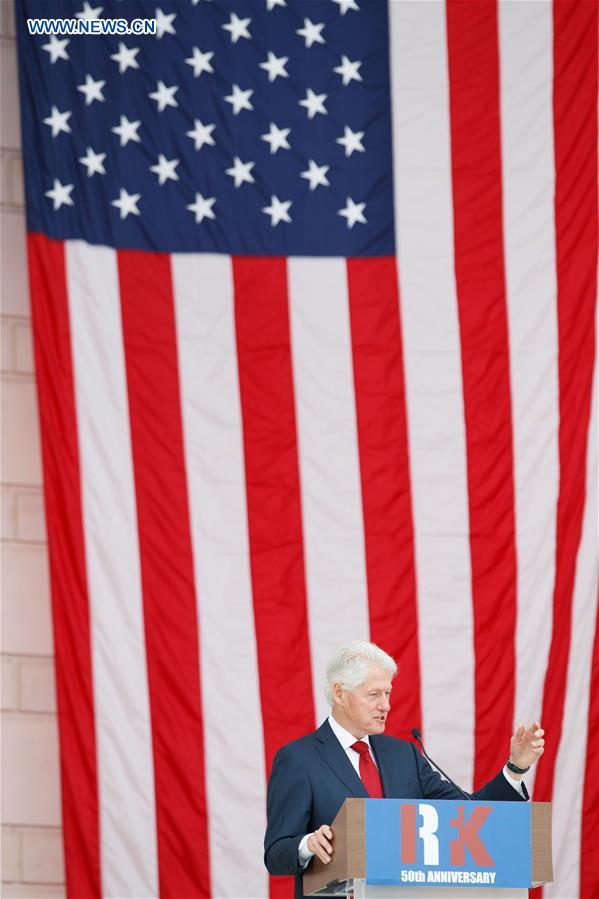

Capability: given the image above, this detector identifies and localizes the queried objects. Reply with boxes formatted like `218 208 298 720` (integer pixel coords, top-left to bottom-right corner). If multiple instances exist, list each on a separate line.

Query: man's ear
332 682 344 705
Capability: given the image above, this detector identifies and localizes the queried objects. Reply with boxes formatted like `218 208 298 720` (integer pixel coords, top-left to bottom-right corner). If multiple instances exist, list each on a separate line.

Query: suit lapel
315 720 368 798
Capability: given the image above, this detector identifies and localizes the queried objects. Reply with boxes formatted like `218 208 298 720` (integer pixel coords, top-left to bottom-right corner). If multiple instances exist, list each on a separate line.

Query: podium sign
366 799 533 888
303 798 552 896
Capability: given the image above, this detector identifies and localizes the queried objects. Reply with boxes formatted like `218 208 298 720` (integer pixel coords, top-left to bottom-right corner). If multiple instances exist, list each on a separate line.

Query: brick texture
1 544 53 656
22 831 65 884
1 210 30 315
1 379 42 485
1 18 66 896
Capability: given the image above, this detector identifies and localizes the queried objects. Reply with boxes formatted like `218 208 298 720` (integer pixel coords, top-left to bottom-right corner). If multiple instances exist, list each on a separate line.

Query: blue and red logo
365 799 532 887
400 803 494 866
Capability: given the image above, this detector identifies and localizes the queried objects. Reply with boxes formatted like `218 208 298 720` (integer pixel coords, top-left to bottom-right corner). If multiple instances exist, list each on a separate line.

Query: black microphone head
411 727 422 741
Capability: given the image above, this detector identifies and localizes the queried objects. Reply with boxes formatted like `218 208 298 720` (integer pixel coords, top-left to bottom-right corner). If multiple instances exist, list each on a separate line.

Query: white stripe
288 257 370 725
65 241 158 898
545 356 597 899
499 0 558 797
171 253 268 899
388 1 475 790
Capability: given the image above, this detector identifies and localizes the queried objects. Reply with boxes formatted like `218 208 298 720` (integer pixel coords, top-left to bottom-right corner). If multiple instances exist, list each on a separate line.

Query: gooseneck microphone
411 728 471 801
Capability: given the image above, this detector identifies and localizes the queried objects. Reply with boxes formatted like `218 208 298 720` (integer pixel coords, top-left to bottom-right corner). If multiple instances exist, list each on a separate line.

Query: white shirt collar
327 714 371 751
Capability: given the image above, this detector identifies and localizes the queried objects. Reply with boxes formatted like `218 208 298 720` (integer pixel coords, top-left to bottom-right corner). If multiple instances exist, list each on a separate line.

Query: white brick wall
1 4 66 895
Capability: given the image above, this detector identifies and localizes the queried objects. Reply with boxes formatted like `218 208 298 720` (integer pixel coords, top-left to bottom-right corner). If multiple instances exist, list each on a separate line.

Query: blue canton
16 0 395 256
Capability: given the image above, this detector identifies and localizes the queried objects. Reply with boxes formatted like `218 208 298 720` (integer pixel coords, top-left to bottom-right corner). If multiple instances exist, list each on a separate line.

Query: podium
303 798 552 898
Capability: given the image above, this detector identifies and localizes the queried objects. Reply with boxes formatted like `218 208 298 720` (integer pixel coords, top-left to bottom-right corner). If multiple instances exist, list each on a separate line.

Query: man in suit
264 640 545 899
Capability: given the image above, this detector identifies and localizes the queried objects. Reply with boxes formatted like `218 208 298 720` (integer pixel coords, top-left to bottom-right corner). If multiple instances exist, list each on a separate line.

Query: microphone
411 728 471 801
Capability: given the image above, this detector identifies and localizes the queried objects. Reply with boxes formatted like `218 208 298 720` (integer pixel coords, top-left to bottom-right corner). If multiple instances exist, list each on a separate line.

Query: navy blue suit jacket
264 720 528 899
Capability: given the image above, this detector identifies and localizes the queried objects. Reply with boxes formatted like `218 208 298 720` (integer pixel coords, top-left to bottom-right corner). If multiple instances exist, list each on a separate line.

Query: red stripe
27 234 101 898
233 257 315 899
581 582 599 899
446 0 517 789
347 257 421 740
534 0 598 809
117 251 211 898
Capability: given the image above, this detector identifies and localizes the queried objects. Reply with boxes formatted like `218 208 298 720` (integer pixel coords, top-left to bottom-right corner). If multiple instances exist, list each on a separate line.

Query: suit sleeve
264 745 314 876
411 745 529 802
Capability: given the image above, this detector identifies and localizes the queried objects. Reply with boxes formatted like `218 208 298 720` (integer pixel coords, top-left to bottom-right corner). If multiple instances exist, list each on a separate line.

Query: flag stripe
287 257 371 726
387 0 476 791
446 0 517 789
233 257 315 899
233 257 315 764
171 254 268 899
581 582 599 899
545 361 597 899
498 0 558 795
534 0 598 806
347 257 421 741
27 233 102 899
117 251 211 898
65 240 159 899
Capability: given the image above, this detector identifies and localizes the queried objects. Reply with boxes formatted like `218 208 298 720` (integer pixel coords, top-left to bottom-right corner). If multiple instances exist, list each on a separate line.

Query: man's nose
379 696 390 712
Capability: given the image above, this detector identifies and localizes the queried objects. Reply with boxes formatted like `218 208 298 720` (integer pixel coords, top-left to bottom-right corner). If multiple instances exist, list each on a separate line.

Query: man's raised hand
307 825 334 864
510 722 545 770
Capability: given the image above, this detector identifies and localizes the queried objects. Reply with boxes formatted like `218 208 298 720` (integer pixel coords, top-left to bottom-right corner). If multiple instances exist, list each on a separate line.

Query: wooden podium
303 798 552 898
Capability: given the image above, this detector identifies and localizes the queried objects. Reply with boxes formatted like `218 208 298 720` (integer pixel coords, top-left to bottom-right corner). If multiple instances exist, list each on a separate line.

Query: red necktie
351 741 384 798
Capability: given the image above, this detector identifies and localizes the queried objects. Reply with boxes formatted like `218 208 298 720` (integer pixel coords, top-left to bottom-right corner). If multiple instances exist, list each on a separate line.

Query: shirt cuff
502 765 525 795
298 833 315 866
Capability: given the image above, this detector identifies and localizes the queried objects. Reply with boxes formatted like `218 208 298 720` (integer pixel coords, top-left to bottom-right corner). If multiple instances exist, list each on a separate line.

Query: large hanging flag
15 1 597 897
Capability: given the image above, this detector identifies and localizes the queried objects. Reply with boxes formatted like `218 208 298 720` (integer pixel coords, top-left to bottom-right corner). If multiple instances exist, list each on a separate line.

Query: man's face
332 665 393 738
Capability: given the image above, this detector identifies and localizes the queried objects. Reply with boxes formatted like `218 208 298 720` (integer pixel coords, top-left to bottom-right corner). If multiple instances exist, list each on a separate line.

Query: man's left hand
510 722 545 770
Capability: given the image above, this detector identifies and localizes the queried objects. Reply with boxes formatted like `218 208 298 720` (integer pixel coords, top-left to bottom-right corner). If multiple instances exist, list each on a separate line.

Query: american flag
15 0 597 897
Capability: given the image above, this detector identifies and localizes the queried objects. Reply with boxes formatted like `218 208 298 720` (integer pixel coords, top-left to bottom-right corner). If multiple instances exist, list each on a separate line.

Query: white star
75 1 103 19
186 119 216 150
111 188 141 220
300 159 330 191
77 74 106 106
45 179 74 210
266 0 286 8
149 80 178 112
155 7 176 39
43 105 71 137
224 84 254 115
225 156 255 188
185 47 214 77
79 146 106 177
298 88 327 120
41 35 69 63
262 195 292 227
259 51 288 82
338 197 367 228
334 55 362 86
336 125 365 157
110 42 140 73
187 193 216 223
332 0 360 14
111 115 142 146
296 18 325 48
150 154 179 185
261 122 290 154
222 12 251 43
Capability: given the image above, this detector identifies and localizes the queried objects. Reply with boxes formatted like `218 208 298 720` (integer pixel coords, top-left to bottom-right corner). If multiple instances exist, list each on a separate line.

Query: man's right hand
307 825 334 864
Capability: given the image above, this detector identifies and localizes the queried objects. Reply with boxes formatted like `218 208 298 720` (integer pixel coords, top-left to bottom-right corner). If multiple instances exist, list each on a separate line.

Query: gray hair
324 640 397 706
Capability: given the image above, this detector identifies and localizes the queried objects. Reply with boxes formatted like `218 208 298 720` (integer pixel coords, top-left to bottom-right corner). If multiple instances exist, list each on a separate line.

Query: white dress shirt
297 715 524 865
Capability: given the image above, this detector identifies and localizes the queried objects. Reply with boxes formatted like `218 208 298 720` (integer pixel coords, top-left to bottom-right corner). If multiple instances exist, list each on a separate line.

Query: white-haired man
264 640 545 899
